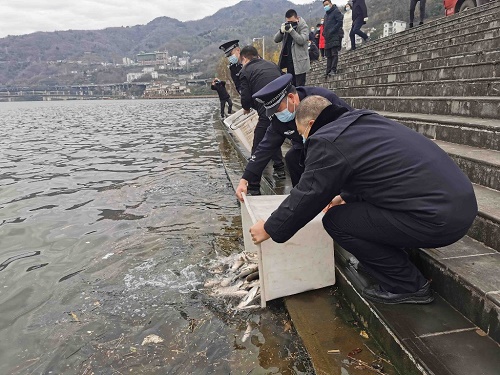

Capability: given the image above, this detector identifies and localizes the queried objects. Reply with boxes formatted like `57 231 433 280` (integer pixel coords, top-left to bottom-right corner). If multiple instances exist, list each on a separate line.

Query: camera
284 22 292 32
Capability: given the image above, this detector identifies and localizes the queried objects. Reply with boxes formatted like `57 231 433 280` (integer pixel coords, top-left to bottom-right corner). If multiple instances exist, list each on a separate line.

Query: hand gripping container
241 194 336 307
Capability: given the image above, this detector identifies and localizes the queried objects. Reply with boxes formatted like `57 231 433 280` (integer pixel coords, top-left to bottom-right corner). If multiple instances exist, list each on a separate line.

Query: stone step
328 78 500 98
343 95 500 119
410 235 500 344
378 111 500 151
467 184 500 252
340 3 500 64
322 49 500 78
343 21 500 64
335 243 500 375
321 59 500 86
434 141 500 190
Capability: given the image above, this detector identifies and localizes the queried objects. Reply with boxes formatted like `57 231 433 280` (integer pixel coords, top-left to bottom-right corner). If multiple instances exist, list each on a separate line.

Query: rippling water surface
0 99 311 374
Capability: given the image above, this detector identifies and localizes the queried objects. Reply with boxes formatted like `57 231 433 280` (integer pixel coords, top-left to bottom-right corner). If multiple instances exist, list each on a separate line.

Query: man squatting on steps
249 95 478 304
235 73 352 199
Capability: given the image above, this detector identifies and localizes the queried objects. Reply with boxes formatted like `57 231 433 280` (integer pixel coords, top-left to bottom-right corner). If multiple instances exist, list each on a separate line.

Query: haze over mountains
0 0 443 86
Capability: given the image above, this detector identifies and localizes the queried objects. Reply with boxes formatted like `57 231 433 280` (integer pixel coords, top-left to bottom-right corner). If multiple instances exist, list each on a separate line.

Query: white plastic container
242 194 336 307
223 109 258 153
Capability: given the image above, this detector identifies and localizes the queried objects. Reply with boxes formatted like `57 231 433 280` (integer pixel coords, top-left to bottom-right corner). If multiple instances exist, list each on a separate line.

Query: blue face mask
228 55 238 65
275 97 296 123
302 135 307 144
324 5 331 11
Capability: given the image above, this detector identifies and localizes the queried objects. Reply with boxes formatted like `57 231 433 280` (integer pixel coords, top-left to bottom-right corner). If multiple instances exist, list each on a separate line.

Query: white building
126 72 144 82
383 20 407 37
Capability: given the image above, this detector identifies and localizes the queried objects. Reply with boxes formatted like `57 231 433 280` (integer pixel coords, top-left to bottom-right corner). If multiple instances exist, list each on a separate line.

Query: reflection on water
0 99 312 374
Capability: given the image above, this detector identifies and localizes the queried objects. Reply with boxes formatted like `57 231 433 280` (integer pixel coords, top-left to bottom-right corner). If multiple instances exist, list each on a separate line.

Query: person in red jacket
318 19 326 58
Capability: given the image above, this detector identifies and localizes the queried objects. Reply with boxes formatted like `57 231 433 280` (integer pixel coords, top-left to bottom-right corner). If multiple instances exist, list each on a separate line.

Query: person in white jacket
342 3 353 50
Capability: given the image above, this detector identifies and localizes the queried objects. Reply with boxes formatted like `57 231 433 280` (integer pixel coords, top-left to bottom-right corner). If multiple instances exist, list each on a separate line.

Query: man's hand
322 195 346 213
363 17 368 22
284 24 293 33
243 109 250 115
236 179 248 202
249 220 271 244
280 23 287 33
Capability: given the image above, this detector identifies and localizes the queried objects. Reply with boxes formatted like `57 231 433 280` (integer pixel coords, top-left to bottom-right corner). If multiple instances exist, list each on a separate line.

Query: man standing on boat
249 95 477 305
211 78 233 119
235 73 352 201
219 40 243 95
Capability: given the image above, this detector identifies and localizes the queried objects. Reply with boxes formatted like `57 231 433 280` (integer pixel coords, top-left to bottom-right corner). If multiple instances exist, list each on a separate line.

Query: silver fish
238 285 260 309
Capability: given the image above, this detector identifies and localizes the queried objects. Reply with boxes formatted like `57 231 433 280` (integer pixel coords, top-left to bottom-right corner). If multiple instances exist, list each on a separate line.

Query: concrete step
434 140 500 190
328 78 500 98
343 95 500 119
340 3 500 64
378 111 500 151
467 184 500 253
336 244 500 375
343 21 500 64
410 235 500 343
321 60 500 86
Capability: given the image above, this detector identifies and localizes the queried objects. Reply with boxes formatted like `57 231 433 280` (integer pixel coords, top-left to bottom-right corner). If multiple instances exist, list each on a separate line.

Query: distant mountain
0 0 444 86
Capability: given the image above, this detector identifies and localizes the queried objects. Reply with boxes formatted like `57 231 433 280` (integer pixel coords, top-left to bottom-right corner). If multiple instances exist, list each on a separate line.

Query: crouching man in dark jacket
250 95 477 305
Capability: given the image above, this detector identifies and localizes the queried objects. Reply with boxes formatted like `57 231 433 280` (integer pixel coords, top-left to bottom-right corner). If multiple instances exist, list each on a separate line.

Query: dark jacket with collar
352 0 368 22
210 80 230 100
242 86 352 182
229 63 242 94
323 5 344 49
264 106 477 243
240 58 282 120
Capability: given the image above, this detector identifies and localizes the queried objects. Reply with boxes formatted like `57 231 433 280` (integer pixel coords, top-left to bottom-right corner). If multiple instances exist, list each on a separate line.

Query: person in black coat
250 95 477 305
239 45 285 194
210 78 233 118
308 40 320 62
322 0 344 77
219 40 243 95
350 0 369 50
235 74 352 201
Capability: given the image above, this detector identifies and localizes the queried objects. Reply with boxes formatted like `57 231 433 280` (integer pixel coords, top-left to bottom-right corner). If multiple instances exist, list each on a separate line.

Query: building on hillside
136 51 169 66
127 72 144 82
122 57 134 66
383 21 407 37
143 82 191 97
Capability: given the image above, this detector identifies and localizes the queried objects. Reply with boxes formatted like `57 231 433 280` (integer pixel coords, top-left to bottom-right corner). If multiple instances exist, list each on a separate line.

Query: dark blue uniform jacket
229 63 242 95
264 107 478 243
240 58 281 120
242 86 352 182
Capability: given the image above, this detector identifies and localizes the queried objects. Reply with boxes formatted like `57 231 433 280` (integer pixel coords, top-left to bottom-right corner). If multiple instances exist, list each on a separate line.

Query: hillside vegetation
0 0 445 86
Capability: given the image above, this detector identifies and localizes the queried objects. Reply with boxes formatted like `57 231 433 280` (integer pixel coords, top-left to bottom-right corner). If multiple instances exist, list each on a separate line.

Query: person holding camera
211 78 233 119
274 9 311 87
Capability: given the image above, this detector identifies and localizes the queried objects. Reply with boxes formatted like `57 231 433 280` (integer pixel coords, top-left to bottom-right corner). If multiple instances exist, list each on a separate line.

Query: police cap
219 40 240 57
253 74 293 117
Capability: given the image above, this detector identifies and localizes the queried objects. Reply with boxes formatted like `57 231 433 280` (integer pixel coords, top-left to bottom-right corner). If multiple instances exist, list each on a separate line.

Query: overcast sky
0 0 345 39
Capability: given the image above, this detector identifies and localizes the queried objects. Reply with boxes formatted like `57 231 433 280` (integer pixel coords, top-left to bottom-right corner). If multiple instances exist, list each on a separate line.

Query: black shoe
409 23 414 28
362 281 434 304
246 189 261 196
273 169 286 179
419 21 424 26
362 37 371 45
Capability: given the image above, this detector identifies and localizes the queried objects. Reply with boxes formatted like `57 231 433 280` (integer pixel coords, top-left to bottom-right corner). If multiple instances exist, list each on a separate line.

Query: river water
0 99 312 374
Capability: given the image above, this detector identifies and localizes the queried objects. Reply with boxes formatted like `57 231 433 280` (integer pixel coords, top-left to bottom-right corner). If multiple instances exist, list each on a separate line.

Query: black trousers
410 0 426 24
322 201 468 294
325 47 340 74
284 147 304 187
350 18 368 50
219 98 233 117
248 117 285 190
